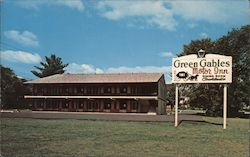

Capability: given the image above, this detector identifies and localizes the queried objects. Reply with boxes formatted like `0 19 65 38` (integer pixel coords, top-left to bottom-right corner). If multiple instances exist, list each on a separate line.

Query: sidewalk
1 111 204 122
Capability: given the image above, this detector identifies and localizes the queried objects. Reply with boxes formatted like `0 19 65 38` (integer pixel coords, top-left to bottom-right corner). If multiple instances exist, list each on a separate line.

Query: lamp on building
198 49 206 58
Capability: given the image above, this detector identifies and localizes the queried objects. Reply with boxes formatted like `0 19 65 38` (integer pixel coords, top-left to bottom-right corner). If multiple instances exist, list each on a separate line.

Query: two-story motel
24 73 167 115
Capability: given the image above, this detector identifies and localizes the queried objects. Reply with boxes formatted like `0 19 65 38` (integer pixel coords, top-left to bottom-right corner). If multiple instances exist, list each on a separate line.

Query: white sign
172 54 232 83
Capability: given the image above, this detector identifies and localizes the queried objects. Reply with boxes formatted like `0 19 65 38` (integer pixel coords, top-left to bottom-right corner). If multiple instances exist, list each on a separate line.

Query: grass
1 117 249 157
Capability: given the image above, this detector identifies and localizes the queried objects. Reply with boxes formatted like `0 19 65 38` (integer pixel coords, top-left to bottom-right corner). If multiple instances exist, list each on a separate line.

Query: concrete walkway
1 111 204 122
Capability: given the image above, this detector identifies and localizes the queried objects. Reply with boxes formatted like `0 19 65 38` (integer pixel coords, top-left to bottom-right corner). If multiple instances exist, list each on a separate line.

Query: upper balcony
31 83 158 96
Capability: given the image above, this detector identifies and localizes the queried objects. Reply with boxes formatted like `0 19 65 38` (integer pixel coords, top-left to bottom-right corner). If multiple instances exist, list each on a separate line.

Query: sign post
223 84 227 129
171 50 232 129
175 85 179 127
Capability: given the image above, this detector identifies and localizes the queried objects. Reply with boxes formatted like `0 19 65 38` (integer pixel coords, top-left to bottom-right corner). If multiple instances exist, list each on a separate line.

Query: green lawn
1 118 249 157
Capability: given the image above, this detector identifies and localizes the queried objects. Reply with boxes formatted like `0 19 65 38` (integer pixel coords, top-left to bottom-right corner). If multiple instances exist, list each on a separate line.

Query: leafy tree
187 84 223 116
1 65 31 109
31 54 68 78
215 25 250 116
165 84 175 107
177 25 250 117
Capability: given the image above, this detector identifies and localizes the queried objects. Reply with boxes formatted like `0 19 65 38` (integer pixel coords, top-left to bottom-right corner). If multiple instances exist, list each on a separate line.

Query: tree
1 65 31 109
31 54 68 78
215 25 250 116
177 25 250 117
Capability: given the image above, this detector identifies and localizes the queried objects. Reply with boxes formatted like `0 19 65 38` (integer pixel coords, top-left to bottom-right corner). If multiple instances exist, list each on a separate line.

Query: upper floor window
68 87 73 94
87 87 91 94
104 86 112 93
79 87 84 93
93 87 98 94
131 87 137 94
120 87 127 93
73 87 77 94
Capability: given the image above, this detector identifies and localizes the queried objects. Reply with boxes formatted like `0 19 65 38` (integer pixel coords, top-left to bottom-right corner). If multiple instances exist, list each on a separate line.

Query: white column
223 84 227 129
175 85 179 127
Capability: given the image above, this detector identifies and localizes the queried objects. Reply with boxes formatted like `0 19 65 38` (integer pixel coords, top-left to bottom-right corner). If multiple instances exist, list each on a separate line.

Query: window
119 101 127 110
69 87 72 94
62 101 68 108
93 101 99 110
79 100 84 108
80 103 84 108
37 86 41 94
87 87 91 94
55 87 58 94
131 87 137 94
104 86 112 93
74 87 77 94
79 87 84 93
41 101 44 107
46 100 52 108
104 101 111 109
33 87 37 95
120 87 127 93
36 100 43 108
59 88 63 94
132 102 138 110
87 101 93 110
93 87 98 95
43 87 47 94
64 87 69 94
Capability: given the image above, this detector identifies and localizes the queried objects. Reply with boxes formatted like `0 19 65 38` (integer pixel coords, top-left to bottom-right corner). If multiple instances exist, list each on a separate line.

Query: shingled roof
25 73 164 84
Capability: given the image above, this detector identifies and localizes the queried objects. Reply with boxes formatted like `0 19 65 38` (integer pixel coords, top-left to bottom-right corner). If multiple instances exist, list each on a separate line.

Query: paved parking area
1 111 204 122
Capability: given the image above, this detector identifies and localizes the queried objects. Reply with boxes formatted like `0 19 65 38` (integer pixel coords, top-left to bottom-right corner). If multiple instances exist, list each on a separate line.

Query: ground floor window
46 100 52 108
104 101 111 110
73 100 78 108
93 101 99 110
119 101 127 110
79 100 84 109
132 101 138 110
62 101 68 108
35 100 43 108
87 101 93 110
52 100 59 109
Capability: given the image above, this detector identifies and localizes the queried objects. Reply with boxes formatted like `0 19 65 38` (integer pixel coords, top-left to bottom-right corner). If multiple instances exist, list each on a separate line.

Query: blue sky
1 0 249 83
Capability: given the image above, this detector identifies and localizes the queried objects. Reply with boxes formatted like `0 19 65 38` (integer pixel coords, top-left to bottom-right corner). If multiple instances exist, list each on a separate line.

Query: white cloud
65 63 172 83
96 0 248 30
170 0 248 24
96 1 177 30
66 63 171 74
0 50 42 64
65 63 173 83
199 32 208 38
4 30 39 47
106 66 172 74
65 63 104 74
16 0 84 11
160 52 175 58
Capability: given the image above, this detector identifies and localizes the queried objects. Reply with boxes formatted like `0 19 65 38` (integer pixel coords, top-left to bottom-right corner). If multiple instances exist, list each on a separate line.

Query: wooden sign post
172 50 232 129
175 85 179 127
223 84 227 129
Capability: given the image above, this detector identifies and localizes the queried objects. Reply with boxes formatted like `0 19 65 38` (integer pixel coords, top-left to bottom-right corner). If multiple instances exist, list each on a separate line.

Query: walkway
1 111 204 122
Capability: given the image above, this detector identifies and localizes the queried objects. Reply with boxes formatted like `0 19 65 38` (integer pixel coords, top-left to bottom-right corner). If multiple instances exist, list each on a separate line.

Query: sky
0 0 249 83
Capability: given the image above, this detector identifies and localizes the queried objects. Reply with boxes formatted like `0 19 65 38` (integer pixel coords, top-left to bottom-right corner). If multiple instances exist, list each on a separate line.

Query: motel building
24 73 167 115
